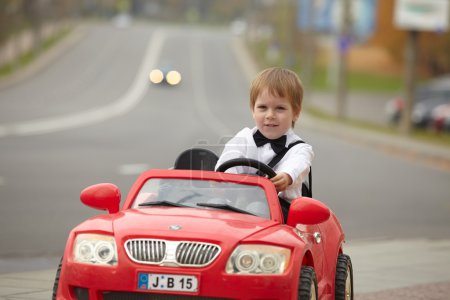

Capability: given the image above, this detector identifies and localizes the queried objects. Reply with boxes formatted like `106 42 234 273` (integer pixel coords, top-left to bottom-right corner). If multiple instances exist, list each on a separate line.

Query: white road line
230 36 258 84
0 29 166 138
190 36 232 137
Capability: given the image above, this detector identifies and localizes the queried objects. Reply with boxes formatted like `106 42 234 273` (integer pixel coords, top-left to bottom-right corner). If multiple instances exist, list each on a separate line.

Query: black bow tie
253 130 287 154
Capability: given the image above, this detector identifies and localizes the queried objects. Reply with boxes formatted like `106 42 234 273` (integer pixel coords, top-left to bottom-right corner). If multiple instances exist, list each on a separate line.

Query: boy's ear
294 109 301 122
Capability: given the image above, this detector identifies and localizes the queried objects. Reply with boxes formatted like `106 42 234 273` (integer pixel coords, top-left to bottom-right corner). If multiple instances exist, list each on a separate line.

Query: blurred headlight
166 70 181 85
73 234 118 266
149 69 164 84
226 245 290 275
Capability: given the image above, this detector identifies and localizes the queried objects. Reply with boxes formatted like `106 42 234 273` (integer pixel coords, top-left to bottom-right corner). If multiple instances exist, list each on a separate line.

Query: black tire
298 266 318 300
335 254 353 300
52 257 63 300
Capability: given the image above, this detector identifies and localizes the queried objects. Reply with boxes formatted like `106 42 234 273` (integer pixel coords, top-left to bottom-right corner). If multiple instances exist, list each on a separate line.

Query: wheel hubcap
310 281 316 300
345 265 352 300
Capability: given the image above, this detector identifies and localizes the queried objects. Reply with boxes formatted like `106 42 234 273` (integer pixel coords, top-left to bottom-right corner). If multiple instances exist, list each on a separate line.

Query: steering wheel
216 158 277 178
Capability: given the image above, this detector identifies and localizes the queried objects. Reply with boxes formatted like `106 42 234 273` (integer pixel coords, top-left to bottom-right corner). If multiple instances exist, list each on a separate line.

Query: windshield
132 178 270 219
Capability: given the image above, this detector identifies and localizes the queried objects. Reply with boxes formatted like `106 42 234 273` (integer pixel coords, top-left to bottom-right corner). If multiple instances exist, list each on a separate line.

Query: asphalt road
0 23 252 267
0 22 450 291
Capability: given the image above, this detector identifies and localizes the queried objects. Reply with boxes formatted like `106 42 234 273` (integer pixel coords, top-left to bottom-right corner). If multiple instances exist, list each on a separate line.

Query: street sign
394 0 449 32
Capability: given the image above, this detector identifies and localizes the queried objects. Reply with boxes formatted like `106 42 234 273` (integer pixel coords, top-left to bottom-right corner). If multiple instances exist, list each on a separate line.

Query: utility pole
282 0 295 68
400 30 418 135
336 0 352 120
394 0 449 134
301 0 315 103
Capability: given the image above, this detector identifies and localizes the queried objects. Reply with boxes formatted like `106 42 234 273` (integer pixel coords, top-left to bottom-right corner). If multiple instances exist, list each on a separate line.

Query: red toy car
53 150 353 300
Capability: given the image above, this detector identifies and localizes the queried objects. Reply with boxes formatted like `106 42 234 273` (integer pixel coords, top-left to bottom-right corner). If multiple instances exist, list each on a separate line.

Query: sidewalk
0 269 54 300
1 238 450 299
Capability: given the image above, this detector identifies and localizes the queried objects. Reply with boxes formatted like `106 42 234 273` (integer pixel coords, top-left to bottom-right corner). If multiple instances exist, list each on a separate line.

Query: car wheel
52 257 63 300
335 254 353 300
298 266 318 300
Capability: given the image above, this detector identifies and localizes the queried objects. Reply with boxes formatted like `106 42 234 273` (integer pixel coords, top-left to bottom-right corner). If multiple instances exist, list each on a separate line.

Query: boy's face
252 88 299 140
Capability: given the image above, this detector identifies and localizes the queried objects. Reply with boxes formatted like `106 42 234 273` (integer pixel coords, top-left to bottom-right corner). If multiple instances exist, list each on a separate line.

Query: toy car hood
76 207 283 246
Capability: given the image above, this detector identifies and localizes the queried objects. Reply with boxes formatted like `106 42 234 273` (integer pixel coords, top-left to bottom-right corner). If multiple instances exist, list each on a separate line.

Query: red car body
55 168 349 300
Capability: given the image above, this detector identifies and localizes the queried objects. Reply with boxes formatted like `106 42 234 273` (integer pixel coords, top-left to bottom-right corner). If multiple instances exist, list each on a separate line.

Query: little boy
215 67 314 219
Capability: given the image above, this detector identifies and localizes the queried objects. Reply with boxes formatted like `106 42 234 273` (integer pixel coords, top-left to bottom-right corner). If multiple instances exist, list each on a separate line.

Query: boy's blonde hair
250 67 304 126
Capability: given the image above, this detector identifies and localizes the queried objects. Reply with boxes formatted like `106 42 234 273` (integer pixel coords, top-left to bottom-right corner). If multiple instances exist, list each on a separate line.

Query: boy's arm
275 143 314 187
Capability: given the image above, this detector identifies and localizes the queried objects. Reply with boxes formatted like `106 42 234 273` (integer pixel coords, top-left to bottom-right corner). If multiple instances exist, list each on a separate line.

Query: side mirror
286 197 330 226
80 183 121 214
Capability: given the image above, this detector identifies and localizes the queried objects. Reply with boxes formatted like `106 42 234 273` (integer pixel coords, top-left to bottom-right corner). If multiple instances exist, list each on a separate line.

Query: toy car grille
125 239 221 267
176 242 221 266
125 239 166 263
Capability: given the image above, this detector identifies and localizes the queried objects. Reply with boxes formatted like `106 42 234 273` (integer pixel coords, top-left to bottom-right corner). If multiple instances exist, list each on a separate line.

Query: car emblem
169 225 182 231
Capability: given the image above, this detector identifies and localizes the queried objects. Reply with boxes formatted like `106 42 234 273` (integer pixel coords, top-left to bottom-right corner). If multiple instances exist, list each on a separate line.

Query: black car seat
174 148 312 197
174 148 219 171
302 168 312 198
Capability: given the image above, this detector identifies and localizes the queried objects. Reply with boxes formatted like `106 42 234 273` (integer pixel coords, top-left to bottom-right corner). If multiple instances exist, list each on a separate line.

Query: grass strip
0 26 72 78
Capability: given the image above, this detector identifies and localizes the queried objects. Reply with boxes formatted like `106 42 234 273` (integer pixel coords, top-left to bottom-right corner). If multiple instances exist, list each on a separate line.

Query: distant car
431 103 450 132
149 67 182 86
385 75 450 128
411 97 449 128
52 149 353 300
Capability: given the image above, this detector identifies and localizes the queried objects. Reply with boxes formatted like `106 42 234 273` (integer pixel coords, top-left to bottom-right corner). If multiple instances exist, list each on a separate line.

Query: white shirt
215 127 314 201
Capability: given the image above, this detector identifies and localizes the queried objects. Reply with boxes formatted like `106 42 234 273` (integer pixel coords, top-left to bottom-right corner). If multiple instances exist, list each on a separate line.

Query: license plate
138 273 198 292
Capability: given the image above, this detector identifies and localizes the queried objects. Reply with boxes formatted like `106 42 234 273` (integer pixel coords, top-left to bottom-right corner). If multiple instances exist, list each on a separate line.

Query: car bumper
56 260 297 300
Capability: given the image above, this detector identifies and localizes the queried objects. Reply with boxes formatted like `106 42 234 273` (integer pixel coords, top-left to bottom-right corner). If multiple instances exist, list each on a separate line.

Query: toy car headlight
149 69 164 84
73 234 118 266
225 245 290 274
166 70 181 85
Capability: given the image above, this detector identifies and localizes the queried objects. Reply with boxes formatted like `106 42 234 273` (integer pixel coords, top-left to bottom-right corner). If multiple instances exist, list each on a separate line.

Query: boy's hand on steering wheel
270 172 292 192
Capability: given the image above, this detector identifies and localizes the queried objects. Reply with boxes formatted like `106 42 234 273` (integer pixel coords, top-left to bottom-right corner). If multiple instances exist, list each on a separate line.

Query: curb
301 113 450 171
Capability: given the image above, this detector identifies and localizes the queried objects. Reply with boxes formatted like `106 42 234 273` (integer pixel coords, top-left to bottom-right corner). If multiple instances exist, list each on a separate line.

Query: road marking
190 35 232 137
230 36 257 84
117 163 150 176
0 29 166 138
